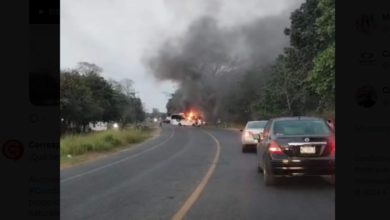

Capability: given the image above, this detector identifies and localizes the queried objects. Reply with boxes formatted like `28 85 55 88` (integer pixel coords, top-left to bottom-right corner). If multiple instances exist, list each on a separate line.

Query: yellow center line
172 129 221 220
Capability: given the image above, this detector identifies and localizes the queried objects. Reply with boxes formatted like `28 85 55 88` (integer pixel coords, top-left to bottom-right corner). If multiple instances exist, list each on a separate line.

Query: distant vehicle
163 116 171 123
169 112 204 127
170 114 193 126
89 121 108 131
256 117 335 186
241 120 268 152
170 114 182 125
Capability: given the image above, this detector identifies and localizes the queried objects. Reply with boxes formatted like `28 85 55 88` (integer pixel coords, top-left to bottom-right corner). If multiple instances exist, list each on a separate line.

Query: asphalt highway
61 124 334 220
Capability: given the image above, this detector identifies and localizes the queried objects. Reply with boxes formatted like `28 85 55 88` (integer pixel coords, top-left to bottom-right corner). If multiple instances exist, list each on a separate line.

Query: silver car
241 120 268 152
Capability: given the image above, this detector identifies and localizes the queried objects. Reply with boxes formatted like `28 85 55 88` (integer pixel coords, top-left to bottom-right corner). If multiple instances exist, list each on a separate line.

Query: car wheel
179 123 182 126
242 145 247 153
263 160 276 186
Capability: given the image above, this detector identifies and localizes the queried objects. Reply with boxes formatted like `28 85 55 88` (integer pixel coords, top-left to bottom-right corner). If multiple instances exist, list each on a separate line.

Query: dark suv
256 117 335 185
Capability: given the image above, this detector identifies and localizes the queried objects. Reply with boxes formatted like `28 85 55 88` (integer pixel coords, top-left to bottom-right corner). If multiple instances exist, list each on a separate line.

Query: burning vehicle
169 109 205 126
184 109 204 126
170 113 189 126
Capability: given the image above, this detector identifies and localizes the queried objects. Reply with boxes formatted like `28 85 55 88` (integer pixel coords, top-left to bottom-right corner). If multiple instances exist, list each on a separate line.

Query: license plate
300 146 316 154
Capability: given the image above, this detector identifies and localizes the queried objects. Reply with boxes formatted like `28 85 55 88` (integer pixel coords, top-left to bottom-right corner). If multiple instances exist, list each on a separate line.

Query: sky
61 0 303 113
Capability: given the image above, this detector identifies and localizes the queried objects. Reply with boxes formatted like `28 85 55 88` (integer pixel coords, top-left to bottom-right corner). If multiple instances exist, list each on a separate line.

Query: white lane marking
61 126 176 183
171 129 221 220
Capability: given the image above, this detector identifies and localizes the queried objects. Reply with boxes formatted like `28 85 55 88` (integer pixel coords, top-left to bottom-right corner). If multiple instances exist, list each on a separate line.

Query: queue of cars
241 116 335 186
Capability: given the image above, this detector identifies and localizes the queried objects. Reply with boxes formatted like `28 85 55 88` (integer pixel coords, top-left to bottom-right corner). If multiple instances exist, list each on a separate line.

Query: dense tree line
166 0 334 123
60 62 145 134
254 0 335 119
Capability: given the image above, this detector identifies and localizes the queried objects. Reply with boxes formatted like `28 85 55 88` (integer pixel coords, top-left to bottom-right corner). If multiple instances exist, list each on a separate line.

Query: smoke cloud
145 1 302 120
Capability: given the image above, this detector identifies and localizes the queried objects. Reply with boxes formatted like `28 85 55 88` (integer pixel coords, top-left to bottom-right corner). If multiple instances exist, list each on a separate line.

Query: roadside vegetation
60 62 157 167
60 127 154 167
61 62 146 135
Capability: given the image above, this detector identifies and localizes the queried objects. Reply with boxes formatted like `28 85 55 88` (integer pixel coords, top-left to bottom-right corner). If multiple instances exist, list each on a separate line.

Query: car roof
247 120 267 123
271 116 324 121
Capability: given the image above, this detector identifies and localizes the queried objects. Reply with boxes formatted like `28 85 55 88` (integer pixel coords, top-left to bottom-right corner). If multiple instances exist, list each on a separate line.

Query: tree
60 71 101 132
306 0 335 112
307 43 335 110
134 98 146 122
166 91 184 115
120 79 136 97
60 63 146 134
76 62 103 75
250 0 334 119
81 70 118 122
109 78 146 127
315 0 335 48
287 0 322 70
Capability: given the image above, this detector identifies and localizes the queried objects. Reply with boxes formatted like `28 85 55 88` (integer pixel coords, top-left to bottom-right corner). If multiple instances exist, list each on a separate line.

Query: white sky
61 0 303 112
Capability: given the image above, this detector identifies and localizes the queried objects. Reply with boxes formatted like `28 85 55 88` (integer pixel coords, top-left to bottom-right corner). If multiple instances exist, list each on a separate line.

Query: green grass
60 127 153 158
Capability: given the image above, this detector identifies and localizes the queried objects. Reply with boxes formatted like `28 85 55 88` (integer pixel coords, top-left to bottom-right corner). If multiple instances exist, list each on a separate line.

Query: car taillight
328 136 335 156
269 140 284 155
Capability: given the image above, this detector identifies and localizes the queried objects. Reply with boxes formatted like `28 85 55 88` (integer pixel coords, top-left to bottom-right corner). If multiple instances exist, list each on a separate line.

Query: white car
241 120 268 152
171 119 194 126
170 114 194 126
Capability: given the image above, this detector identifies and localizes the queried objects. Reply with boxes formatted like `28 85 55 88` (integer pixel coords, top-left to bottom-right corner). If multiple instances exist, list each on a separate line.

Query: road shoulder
60 127 162 170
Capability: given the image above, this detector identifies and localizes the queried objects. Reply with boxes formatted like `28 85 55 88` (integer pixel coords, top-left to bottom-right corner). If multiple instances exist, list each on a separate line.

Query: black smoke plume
146 4 300 121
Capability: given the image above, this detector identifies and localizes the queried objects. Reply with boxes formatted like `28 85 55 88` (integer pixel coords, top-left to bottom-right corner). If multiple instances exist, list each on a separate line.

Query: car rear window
273 119 330 136
247 121 267 129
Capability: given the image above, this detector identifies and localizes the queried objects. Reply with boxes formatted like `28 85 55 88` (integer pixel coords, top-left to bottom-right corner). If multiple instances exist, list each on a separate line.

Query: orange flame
184 109 203 121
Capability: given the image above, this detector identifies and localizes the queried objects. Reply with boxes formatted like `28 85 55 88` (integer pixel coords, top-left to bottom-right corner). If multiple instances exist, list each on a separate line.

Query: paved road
61 125 334 220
